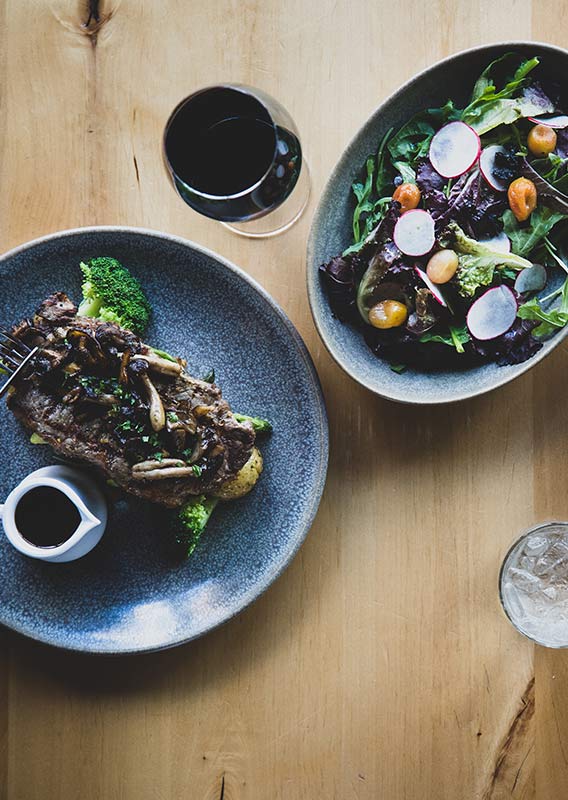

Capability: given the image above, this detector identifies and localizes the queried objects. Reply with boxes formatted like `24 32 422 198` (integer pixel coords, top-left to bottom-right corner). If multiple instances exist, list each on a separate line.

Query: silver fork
0 330 39 398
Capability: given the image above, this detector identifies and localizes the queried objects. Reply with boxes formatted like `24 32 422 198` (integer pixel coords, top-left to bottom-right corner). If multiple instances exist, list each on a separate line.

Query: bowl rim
307 40 568 405
0 224 329 655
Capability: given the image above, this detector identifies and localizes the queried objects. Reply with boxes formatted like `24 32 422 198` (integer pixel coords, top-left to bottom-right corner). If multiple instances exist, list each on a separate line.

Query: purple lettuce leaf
469 318 542 365
436 169 507 238
556 129 568 161
521 81 558 115
416 159 448 218
319 201 402 322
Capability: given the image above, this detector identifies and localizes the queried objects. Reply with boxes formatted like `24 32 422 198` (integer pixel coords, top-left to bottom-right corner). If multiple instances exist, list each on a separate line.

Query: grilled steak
6 294 255 508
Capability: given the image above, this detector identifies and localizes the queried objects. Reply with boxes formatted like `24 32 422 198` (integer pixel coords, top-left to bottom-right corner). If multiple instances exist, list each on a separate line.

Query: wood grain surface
0 1 566 798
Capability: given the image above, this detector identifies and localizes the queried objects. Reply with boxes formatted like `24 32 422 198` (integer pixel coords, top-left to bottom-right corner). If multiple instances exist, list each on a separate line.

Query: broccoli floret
174 495 218 557
77 257 152 336
233 413 272 433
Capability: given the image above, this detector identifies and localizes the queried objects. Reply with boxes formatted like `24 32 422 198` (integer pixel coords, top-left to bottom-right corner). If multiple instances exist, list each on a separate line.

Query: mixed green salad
320 53 568 371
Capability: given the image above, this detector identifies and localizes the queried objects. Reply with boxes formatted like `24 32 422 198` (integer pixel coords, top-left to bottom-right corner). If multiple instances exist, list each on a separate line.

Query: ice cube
524 536 549 557
502 583 529 625
508 567 542 593
542 586 557 601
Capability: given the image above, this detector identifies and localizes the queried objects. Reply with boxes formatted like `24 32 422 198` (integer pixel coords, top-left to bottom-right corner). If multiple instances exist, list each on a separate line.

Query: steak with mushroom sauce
5 293 256 508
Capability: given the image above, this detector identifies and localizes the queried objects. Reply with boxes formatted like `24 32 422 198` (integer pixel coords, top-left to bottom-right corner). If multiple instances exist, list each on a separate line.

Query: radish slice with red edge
479 145 508 192
466 286 517 341
514 264 547 294
429 121 481 178
479 231 511 253
527 114 568 129
414 266 447 307
393 209 435 257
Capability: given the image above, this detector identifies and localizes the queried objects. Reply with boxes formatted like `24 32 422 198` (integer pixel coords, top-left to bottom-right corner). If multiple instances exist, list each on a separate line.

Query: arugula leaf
517 243 568 336
387 101 460 166
375 126 394 194
503 208 566 257
518 278 568 336
461 56 553 135
393 161 416 184
468 53 530 102
532 153 567 184
352 157 375 243
348 128 395 249
520 159 568 215
544 237 568 274
420 324 470 353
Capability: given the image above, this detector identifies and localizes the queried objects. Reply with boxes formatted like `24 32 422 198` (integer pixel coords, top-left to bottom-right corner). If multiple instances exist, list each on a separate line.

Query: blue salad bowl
307 42 568 404
0 227 328 653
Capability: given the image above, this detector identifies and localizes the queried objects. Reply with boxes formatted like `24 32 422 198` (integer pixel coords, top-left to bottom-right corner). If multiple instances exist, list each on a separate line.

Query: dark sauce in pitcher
15 487 81 548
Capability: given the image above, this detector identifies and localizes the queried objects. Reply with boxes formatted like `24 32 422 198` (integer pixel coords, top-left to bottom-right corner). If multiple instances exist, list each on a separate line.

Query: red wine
164 86 302 222
15 487 81 548
175 116 276 196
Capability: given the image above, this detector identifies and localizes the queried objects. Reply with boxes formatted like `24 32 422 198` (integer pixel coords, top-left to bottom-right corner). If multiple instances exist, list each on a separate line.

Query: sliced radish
414 266 447 307
479 145 508 192
479 231 511 254
429 121 481 179
393 209 435 257
527 114 568 129
466 286 517 340
514 264 547 294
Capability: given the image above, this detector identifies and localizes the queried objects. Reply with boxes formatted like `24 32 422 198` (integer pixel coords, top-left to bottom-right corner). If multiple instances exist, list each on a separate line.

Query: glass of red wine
163 85 310 238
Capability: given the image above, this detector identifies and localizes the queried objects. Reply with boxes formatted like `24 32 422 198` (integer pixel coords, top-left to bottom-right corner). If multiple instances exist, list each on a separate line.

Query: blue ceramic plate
308 42 568 404
0 227 328 654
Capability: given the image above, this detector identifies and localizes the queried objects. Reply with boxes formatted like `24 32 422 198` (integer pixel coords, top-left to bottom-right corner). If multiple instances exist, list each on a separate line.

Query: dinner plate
0 227 328 654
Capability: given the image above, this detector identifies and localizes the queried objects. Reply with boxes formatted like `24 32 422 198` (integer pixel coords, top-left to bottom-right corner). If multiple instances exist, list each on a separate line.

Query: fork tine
0 357 14 375
0 345 38 398
0 342 22 367
0 330 32 354
0 339 25 366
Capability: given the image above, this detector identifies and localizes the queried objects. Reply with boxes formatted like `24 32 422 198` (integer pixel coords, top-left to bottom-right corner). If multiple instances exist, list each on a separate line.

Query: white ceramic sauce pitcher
0 465 107 562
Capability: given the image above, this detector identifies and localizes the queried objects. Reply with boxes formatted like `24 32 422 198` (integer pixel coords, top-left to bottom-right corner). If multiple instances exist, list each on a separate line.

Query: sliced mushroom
63 362 82 375
193 404 213 418
67 329 105 366
132 353 181 377
62 386 83 404
132 458 186 473
138 373 166 432
119 351 131 385
186 433 205 464
131 466 198 481
83 393 118 407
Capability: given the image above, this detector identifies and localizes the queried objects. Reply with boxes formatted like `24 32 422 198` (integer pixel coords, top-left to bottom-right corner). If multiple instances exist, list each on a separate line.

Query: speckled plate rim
0 225 329 655
307 41 568 405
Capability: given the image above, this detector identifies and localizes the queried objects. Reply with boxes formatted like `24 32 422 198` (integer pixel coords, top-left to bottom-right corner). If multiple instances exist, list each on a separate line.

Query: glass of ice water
500 522 568 647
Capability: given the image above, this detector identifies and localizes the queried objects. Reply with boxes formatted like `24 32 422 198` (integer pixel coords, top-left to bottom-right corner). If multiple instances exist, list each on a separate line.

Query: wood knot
81 0 116 42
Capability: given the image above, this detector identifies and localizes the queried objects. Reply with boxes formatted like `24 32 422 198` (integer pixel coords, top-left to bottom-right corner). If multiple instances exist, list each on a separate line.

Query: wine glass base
222 160 311 239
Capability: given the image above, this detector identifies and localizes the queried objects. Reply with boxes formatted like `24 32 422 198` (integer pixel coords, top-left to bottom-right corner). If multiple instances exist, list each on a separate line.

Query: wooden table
0 2 566 797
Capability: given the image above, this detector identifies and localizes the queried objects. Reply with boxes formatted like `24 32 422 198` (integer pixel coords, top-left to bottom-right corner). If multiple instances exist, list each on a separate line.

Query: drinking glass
163 84 310 238
499 521 568 647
